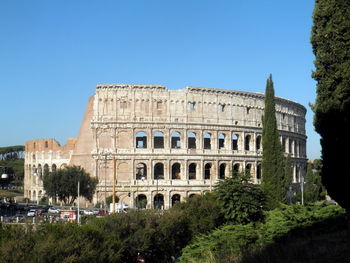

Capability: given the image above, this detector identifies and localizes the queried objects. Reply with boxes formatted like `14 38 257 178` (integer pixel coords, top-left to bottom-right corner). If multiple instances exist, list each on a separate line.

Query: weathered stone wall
24 84 307 209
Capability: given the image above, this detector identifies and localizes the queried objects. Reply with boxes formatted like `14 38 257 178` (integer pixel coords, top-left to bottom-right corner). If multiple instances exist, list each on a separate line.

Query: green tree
311 0 350 213
261 75 291 208
304 161 324 203
43 165 98 205
214 174 266 224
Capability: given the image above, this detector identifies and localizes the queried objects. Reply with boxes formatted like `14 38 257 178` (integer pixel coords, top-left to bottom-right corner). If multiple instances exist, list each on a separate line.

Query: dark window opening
154 163 164 179
204 133 211 149
172 163 181 179
154 194 164 209
233 164 240 177
219 164 226 179
256 136 261 151
189 163 196 180
135 194 147 209
171 194 181 206
204 163 212 179
245 135 251 151
188 132 196 149
257 164 262 180
219 104 225 112
188 102 195 110
219 133 225 149
245 164 252 176
154 131 164 148
232 134 238 150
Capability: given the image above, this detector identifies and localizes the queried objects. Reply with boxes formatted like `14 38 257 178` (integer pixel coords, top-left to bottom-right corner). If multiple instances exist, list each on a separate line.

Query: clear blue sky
0 1 320 159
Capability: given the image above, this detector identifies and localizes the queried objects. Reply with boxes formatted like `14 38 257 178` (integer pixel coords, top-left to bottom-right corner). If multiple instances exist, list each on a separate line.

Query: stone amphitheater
24 84 307 209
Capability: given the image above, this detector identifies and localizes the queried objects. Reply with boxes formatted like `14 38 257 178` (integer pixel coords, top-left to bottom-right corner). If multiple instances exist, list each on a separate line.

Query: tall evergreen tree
311 0 350 212
261 75 291 208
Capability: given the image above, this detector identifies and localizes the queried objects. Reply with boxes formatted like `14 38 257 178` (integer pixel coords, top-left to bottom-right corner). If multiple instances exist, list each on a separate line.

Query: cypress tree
311 0 350 212
261 75 290 208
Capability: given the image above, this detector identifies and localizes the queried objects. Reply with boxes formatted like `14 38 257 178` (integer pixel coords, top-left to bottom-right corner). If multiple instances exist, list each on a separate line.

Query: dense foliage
180 203 345 263
43 165 98 205
261 75 292 208
214 174 266 224
311 0 350 212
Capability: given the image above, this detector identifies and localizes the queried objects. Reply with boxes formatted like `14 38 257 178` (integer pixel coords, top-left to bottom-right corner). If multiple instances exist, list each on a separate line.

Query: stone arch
154 193 164 209
219 133 225 149
32 190 36 200
136 194 147 209
219 163 226 179
52 164 57 172
256 135 262 151
232 134 239 150
154 163 164 179
245 135 251 151
172 163 181 179
171 194 181 206
257 163 262 181
136 131 147 148
233 163 240 176
245 163 252 176
188 132 196 149
43 164 49 176
136 163 147 180
204 163 212 179
189 163 197 180
37 164 42 178
171 131 181 148
153 131 164 148
203 132 212 149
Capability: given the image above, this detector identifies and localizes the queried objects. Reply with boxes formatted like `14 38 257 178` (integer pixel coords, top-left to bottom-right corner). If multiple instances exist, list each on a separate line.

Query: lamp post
77 179 80 224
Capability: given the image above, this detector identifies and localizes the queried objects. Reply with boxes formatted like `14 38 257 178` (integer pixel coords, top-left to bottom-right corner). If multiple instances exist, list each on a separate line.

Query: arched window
219 163 226 179
204 163 212 179
189 194 197 198
43 164 49 176
172 163 181 179
188 132 196 149
256 136 261 151
51 164 57 172
203 133 211 149
245 135 251 151
219 133 225 149
136 194 147 209
233 163 240 177
232 134 239 150
171 131 181 148
245 163 252 176
45 141 48 148
154 194 164 209
189 163 196 180
37 164 42 178
136 131 147 148
154 163 164 179
136 163 147 180
154 131 164 148
257 163 262 181
171 194 181 206
289 139 293 154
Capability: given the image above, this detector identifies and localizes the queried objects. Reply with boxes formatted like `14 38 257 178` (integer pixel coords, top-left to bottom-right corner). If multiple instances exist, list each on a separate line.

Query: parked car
48 207 60 214
83 209 94 215
27 209 36 217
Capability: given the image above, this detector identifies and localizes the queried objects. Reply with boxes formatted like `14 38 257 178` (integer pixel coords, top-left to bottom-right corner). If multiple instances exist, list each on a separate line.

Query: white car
83 209 94 215
48 207 60 214
27 209 36 217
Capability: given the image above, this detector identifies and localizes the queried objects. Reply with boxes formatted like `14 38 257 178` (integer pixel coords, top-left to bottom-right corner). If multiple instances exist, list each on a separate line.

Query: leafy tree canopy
43 165 98 205
311 0 350 211
214 174 266 224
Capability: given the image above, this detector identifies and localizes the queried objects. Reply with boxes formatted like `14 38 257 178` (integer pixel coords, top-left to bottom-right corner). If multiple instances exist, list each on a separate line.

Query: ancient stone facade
24 85 307 209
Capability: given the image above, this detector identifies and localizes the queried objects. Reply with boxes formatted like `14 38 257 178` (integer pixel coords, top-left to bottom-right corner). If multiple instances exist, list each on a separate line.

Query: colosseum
24 84 307 209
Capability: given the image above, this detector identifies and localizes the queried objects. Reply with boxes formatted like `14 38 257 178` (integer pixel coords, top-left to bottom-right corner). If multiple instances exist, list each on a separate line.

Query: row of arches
26 163 66 178
135 162 261 180
135 131 262 151
134 193 197 209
